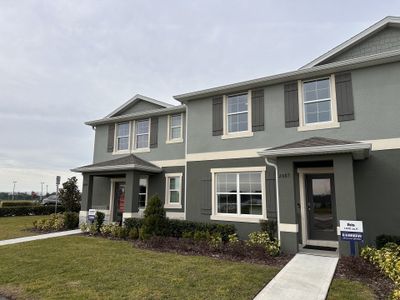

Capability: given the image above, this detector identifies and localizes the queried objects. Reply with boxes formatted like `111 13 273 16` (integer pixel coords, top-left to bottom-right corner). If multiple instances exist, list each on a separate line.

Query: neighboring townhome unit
73 16 400 256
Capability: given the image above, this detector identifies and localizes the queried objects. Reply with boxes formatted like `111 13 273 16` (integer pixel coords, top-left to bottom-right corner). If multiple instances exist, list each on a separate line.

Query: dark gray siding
186 157 277 239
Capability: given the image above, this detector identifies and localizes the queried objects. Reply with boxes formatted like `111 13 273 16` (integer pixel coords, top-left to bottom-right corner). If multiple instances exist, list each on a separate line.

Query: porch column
276 157 299 254
333 154 357 256
124 171 140 218
80 174 93 223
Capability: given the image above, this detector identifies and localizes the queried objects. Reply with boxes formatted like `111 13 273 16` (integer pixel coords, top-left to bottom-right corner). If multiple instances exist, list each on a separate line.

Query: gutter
264 158 281 243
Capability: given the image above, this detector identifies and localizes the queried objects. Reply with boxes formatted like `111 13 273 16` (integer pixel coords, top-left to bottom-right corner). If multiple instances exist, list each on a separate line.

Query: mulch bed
334 256 394 299
131 236 292 268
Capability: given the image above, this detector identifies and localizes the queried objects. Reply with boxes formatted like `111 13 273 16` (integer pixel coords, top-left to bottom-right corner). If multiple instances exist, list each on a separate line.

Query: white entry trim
298 167 338 248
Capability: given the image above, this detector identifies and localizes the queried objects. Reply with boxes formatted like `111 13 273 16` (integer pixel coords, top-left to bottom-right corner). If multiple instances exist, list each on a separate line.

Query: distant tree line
0 191 55 200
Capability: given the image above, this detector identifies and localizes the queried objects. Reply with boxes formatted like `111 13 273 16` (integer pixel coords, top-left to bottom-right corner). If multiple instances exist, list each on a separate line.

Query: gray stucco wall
114 100 164 116
326 27 400 64
186 157 277 239
186 62 400 154
93 113 185 163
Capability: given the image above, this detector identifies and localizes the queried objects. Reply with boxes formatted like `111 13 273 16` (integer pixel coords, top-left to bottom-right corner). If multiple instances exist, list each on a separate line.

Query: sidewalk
254 253 338 300
0 229 81 246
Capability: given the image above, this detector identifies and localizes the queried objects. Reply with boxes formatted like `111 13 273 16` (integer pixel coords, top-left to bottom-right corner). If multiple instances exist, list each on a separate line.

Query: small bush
80 223 89 232
209 232 223 249
139 227 150 240
376 234 400 249
193 230 211 241
228 233 239 244
88 223 97 234
128 228 139 240
95 211 105 232
260 220 277 240
100 224 114 236
141 195 168 237
109 224 128 239
247 231 280 256
33 214 65 231
182 231 193 239
64 212 79 229
124 218 144 231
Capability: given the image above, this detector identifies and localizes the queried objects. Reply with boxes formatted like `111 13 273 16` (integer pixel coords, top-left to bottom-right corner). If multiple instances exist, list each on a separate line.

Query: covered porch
259 137 371 256
72 154 162 224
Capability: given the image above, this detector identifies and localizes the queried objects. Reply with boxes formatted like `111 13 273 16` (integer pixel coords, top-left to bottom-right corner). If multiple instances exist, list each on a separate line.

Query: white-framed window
222 91 253 139
298 75 339 131
115 122 130 152
138 176 148 209
134 119 150 150
211 167 266 223
167 113 183 143
164 173 183 208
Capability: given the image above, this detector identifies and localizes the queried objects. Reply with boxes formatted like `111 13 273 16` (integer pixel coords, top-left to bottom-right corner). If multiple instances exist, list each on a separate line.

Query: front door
113 182 126 223
305 174 337 241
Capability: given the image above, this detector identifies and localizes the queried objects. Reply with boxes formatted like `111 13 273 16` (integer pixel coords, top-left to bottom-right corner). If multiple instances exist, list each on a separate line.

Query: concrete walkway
254 253 338 300
0 229 81 246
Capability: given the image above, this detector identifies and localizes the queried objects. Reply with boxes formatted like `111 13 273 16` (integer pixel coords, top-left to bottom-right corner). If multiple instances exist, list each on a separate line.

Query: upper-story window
167 113 183 143
298 75 340 131
116 122 130 151
227 93 248 133
134 119 150 149
303 78 331 124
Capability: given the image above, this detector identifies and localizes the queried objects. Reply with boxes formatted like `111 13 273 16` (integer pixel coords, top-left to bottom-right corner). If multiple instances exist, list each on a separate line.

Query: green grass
0 236 279 299
0 215 47 240
327 278 375 300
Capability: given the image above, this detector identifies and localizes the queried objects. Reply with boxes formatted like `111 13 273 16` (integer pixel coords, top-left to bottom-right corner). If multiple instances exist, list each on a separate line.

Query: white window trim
166 113 184 144
164 173 183 209
210 166 266 223
221 91 254 139
132 118 151 153
138 175 149 210
113 122 132 154
297 74 340 132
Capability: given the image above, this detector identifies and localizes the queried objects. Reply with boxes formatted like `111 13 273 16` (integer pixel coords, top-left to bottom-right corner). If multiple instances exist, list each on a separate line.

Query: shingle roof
71 154 162 173
259 137 371 160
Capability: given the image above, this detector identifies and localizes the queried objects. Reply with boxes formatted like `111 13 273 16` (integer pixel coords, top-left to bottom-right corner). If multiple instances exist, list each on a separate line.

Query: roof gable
301 16 400 69
106 94 173 118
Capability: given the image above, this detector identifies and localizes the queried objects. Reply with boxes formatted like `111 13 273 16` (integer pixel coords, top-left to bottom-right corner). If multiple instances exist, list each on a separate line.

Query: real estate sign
340 220 364 241
88 209 96 222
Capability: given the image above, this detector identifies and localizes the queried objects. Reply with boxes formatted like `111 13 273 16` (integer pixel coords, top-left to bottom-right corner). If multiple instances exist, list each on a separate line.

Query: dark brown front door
305 174 337 241
113 182 126 223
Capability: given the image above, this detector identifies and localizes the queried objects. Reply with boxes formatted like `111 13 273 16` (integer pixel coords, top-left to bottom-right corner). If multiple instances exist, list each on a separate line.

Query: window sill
221 131 254 140
132 148 151 153
112 150 130 155
164 204 182 209
297 122 340 132
210 214 265 223
166 138 183 144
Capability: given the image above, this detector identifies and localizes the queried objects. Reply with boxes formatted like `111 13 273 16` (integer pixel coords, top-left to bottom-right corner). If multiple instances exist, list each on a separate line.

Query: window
165 173 182 208
226 93 249 133
116 122 130 151
135 119 150 149
211 167 266 222
167 114 183 142
138 176 148 209
303 78 332 124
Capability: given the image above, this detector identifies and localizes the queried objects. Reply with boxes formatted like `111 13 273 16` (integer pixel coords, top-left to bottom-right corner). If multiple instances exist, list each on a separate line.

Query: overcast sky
0 1 398 194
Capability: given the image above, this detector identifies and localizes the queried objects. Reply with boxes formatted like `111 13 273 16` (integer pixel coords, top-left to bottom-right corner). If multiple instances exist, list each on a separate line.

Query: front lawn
0 236 279 299
0 216 47 240
328 279 375 300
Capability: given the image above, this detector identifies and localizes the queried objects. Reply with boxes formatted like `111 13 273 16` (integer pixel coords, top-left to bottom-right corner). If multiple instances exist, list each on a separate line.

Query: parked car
42 195 61 206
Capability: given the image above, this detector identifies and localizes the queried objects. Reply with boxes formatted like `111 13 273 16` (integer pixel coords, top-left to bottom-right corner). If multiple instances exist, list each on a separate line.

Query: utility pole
55 176 60 213
40 182 44 201
12 181 17 200
46 184 48 196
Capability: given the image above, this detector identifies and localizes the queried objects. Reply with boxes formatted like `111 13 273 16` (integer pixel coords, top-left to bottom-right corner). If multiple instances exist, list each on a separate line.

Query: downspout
265 157 281 243
184 104 188 220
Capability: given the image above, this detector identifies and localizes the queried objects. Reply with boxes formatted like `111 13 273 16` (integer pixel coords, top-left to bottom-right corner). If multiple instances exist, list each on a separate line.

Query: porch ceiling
258 137 371 160
71 154 162 173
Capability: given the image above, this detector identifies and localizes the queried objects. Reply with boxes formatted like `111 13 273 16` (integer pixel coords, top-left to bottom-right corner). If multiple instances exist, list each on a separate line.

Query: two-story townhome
73 16 400 256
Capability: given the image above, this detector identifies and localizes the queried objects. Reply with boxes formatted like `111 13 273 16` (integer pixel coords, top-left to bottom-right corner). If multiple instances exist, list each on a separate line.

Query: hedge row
124 218 236 242
376 234 400 249
0 205 65 217
0 200 39 208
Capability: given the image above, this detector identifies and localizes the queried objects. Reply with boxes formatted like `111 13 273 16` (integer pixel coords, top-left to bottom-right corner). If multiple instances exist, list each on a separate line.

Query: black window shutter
252 89 265 131
335 72 355 121
107 124 115 152
284 81 299 128
150 117 158 148
201 177 212 215
212 95 223 136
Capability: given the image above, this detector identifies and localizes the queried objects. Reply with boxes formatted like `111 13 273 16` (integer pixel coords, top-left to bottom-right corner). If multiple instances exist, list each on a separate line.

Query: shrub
193 230 211 241
124 218 144 231
260 220 277 240
182 231 193 239
110 224 128 239
58 177 81 212
361 243 400 299
0 201 38 208
128 227 139 240
376 234 400 249
0 205 65 217
95 211 105 232
141 195 168 237
99 224 113 236
80 222 89 232
247 231 280 256
139 227 150 241
209 232 223 249
64 212 79 229
33 214 65 231
228 233 239 244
